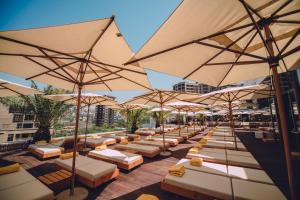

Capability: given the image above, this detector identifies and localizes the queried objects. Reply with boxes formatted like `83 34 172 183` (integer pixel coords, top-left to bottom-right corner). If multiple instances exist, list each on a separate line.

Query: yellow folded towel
59 152 79 160
190 158 203 167
194 143 202 149
0 162 20 175
199 138 207 144
35 140 47 145
136 194 159 200
168 164 185 177
95 145 107 150
188 147 200 154
120 139 128 145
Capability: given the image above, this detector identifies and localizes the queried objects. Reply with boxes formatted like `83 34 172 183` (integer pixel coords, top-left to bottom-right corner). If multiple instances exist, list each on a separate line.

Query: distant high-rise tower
95 95 116 126
173 81 216 94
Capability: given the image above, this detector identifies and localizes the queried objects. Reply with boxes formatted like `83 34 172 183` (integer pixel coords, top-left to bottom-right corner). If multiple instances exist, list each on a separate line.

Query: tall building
0 103 39 143
173 81 216 94
95 95 116 126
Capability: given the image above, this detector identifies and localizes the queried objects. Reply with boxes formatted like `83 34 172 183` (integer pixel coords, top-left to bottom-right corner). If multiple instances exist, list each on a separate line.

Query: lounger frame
28 146 62 159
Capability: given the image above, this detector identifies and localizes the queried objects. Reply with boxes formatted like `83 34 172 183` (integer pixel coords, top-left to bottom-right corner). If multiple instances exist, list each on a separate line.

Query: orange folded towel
35 140 47 145
120 139 129 145
194 143 202 149
189 147 200 154
95 144 107 150
168 164 185 177
190 157 203 167
136 194 159 200
199 138 207 144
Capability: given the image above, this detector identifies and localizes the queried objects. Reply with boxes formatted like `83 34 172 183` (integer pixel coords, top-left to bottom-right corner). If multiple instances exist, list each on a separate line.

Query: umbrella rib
86 63 112 91
124 22 254 65
273 20 300 24
184 26 256 79
197 41 265 60
0 83 27 96
241 0 263 19
24 56 76 83
217 30 259 87
26 60 79 80
87 15 114 54
273 8 300 19
240 0 272 56
278 28 300 57
0 53 76 60
80 51 92 84
270 0 292 18
206 60 266 66
39 48 76 82
281 45 300 58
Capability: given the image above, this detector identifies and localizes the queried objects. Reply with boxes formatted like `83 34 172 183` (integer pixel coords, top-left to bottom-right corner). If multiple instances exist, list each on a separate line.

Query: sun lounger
161 169 232 200
135 129 156 136
0 167 54 200
132 140 170 149
55 155 119 188
232 179 286 200
159 135 184 142
88 149 143 170
150 137 179 146
85 138 116 148
186 150 227 164
102 135 127 143
114 143 160 158
28 143 63 159
227 154 261 169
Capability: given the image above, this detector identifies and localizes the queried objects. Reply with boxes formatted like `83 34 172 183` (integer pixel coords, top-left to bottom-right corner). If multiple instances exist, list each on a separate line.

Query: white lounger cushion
226 150 252 157
115 144 160 153
187 151 226 163
150 137 179 144
133 140 170 148
227 154 260 168
204 141 227 148
28 144 62 154
232 179 286 200
177 159 228 176
55 155 116 181
201 148 226 154
88 149 142 164
164 169 232 200
0 167 54 200
228 166 274 184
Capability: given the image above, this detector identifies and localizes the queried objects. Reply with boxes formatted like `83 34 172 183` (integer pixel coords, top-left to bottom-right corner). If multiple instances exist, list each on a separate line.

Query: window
24 114 34 121
7 134 14 142
13 114 23 122
23 123 33 129
17 123 22 129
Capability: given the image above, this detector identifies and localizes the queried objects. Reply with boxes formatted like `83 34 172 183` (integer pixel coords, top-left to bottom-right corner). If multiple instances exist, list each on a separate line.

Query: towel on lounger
194 143 202 149
120 139 128 145
136 194 159 200
168 164 185 177
60 152 79 160
199 138 207 144
190 157 203 167
188 147 200 154
95 145 107 150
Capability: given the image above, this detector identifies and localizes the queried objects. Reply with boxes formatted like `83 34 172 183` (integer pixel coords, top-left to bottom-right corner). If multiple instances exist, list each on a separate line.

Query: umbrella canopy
0 78 42 96
126 0 299 87
44 93 116 106
0 16 151 197
125 2 299 196
0 16 151 91
149 107 171 112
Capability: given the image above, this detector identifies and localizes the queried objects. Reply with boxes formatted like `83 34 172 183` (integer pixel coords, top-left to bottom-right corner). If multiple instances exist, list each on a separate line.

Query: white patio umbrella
110 103 149 135
125 1 300 197
0 78 42 97
44 93 117 148
125 89 200 156
187 84 271 149
166 101 205 135
0 16 151 198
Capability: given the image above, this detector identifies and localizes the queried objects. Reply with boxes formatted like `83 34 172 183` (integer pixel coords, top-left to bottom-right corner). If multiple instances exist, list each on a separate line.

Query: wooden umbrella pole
264 25 295 200
160 103 165 152
84 104 90 148
178 109 181 136
193 112 196 133
228 100 237 150
126 109 129 136
70 84 82 196
186 111 189 133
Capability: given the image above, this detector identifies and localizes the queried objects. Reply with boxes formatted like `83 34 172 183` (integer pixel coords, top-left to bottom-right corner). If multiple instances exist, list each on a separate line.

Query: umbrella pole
228 100 237 150
178 109 181 136
70 85 82 196
126 109 129 136
186 111 188 133
264 25 295 200
84 104 90 148
161 103 165 152
193 112 196 133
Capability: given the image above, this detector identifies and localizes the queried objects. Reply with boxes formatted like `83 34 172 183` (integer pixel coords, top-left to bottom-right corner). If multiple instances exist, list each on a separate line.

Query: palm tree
0 82 71 142
120 109 149 133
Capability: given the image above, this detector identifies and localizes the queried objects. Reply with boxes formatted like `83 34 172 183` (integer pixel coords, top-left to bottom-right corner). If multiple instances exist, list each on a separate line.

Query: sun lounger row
161 159 286 200
28 143 63 159
114 143 160 158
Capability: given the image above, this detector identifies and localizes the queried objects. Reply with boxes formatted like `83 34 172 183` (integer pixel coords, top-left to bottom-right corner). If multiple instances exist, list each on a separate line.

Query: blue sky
0 0 183 102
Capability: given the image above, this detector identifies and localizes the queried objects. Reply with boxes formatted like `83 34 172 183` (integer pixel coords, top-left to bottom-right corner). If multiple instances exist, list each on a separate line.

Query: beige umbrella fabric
125 89 200 155
0 16 151 197
0 78 42 96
